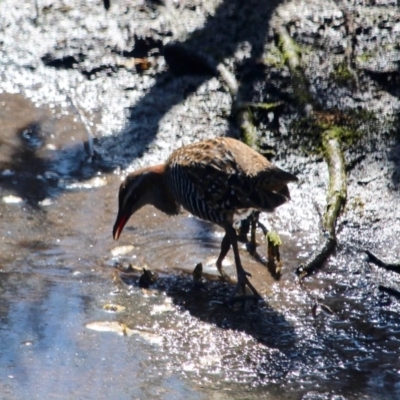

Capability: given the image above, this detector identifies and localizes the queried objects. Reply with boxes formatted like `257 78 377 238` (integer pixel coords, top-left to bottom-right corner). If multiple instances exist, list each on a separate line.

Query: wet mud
1 0 400 399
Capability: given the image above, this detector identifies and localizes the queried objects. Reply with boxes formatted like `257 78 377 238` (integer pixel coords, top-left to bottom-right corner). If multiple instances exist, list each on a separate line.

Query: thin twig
365 250 400 274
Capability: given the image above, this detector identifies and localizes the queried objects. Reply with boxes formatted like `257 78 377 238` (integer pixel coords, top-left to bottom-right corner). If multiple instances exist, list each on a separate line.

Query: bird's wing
183 150 239 207
183 153 287 212
170 139 296 213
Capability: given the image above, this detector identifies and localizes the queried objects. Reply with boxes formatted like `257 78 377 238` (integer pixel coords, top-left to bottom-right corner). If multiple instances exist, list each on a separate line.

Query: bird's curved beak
112 211 130 240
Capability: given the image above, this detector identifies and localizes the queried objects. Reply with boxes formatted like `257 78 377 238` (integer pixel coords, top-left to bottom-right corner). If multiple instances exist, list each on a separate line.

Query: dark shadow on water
123 271 297 354
170 280 296 349
116 270 400 395
168 281 298 382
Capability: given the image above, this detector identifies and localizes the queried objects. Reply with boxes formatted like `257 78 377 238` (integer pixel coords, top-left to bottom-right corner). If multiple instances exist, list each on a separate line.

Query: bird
112 137 297 300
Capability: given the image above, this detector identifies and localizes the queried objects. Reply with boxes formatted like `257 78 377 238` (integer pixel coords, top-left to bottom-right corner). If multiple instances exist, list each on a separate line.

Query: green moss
246 101 284 111
322 137 347 235
356 52 373 64
264 46 285 68
277 33 302 67
323 126 357 146
291 108 379 156
267 231 282 246
238 107 258 150
330 62 356 87
275 29 314 105
348 196 365 214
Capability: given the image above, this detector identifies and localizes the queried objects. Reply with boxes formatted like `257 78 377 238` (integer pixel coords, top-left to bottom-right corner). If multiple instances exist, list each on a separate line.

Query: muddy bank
0 0 400 399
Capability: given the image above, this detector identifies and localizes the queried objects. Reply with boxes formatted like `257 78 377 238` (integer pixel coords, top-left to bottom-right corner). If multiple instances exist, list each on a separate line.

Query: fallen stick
378 285 400 299
365 250 400 274
297 136 347 279
275 26 348 279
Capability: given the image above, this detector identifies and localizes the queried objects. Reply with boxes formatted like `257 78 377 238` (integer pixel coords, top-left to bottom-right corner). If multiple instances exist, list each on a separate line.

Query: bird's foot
243 269 252 278
217 268 235 284
229 268 262 301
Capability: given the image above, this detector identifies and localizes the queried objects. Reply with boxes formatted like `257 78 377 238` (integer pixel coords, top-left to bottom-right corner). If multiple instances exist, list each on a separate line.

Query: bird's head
112 170 153 241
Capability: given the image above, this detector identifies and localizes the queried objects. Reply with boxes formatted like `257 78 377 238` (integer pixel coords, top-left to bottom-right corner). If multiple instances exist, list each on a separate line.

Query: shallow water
1 92 400 400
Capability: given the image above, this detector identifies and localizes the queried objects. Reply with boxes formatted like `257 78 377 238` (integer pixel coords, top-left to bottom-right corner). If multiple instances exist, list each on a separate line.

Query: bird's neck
147 164 180 216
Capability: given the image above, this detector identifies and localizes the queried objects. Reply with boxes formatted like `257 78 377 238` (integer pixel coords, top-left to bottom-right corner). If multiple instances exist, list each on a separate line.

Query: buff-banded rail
113 137 297 300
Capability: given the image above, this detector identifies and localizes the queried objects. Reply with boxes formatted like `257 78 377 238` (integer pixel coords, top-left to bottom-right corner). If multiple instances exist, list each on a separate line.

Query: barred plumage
166 163 224 224
113 137 298 300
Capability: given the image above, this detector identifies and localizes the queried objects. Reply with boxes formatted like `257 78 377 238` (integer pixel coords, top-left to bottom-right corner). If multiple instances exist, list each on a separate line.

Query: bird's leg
257 219 268 237
244 212 268 266
247 211 259 255
249 211 268 247
224 223 262 300
237 217 250 243
216 233 232 281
